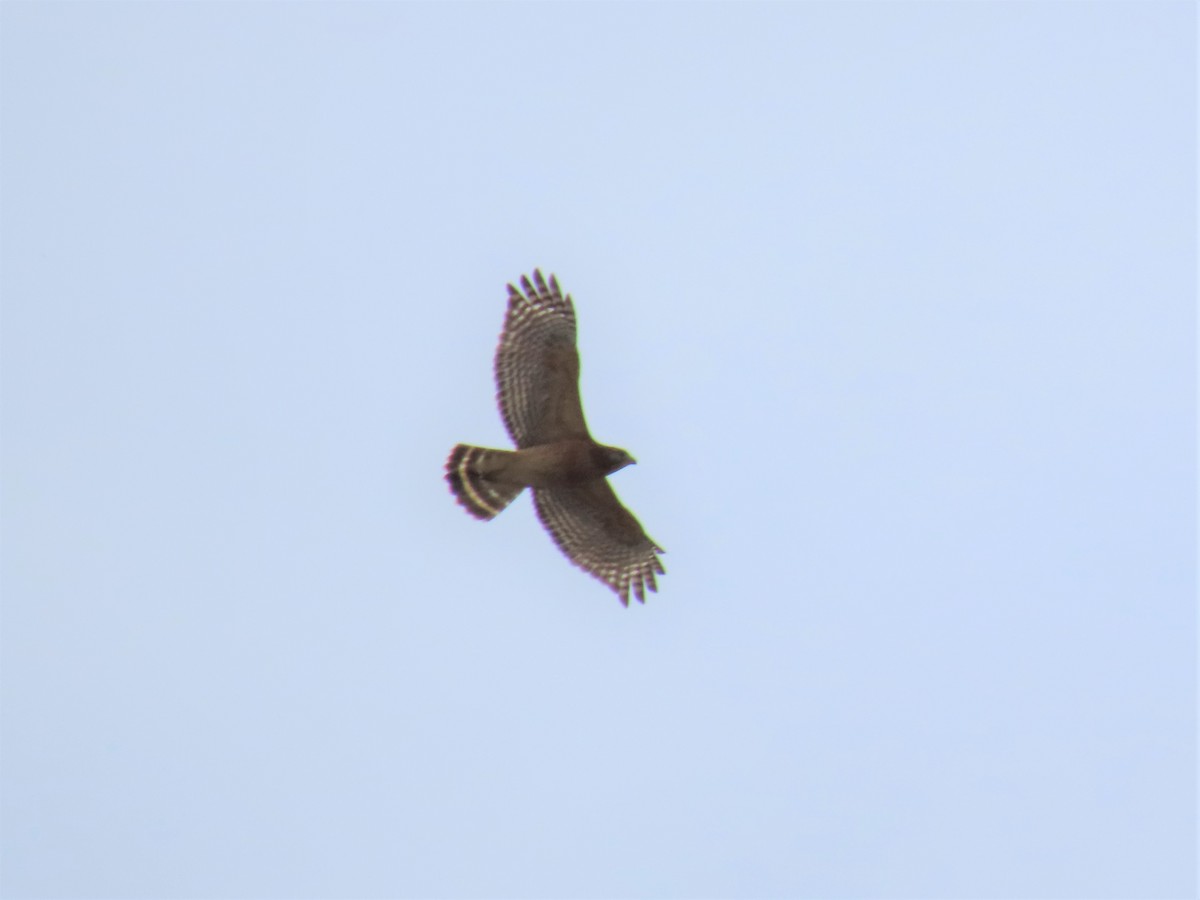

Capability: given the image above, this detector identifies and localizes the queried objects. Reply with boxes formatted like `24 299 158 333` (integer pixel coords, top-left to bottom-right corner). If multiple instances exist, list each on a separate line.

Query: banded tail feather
445 444 524 520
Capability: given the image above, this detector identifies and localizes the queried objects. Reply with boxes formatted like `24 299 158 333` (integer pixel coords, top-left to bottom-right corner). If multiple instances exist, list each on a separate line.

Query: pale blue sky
1 3 1195 898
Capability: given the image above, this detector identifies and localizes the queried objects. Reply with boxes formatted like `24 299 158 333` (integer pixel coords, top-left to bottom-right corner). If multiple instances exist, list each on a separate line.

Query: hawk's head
595 444 636 475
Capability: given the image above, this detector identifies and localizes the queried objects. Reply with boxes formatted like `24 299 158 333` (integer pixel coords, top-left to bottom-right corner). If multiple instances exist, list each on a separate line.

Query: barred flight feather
495 271 582 448
533 485 666 606
444 444 524 521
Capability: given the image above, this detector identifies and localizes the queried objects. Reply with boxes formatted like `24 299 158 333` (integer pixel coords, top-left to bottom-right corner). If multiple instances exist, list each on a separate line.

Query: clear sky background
1 3 1194 899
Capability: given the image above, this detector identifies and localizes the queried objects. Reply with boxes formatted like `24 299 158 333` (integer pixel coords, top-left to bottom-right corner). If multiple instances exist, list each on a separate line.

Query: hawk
445 270 665 605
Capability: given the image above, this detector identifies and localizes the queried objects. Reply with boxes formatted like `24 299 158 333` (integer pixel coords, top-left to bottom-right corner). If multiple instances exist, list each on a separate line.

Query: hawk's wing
533 481 665 605
494 271 590 448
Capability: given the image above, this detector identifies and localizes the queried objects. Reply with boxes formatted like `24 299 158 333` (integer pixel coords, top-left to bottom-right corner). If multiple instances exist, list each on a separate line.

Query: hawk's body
446 271 665 605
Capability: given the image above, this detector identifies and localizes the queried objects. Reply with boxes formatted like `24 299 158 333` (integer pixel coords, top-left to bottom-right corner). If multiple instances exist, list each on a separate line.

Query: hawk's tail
445 444 524 521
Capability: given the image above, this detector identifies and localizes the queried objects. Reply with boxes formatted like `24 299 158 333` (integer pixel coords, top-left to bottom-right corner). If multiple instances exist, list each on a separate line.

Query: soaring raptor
445 270 665 605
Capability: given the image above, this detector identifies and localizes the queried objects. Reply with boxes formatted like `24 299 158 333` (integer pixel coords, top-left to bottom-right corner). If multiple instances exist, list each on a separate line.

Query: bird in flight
445 270 665 605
